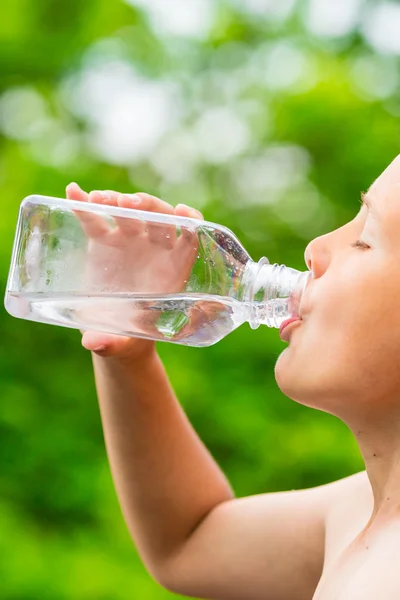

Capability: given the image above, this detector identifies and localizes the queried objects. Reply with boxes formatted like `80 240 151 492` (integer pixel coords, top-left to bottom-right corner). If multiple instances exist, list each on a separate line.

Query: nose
304 234 331 279
304 243 312 272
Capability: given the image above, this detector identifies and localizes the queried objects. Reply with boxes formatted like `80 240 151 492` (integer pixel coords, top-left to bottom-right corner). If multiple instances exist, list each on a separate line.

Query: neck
346 405 400 519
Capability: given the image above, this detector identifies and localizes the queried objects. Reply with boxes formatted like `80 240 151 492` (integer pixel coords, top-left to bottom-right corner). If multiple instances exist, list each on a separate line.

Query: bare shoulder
321 470 373 569
303 469 371 527
310 469 371 513
322 469 372 517
162 471 371 600
312 473 400 599
323 469 370 496
306 468 365 492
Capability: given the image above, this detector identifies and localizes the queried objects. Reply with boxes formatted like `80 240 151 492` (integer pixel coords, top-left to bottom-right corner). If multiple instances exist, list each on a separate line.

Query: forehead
369 155 400 201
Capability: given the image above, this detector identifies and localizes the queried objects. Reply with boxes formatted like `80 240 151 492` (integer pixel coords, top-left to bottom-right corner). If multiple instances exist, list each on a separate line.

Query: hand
66 183 203 360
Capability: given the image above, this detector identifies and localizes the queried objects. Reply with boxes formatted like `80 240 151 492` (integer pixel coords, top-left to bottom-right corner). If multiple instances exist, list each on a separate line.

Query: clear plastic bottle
4 195 311 347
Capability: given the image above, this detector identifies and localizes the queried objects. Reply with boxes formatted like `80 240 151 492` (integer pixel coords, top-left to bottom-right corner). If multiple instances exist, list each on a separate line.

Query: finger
175 203 203 249
67 183 110 238
88 190 120 207
66 182 89 202
81 330 132 356
172 204 204 282
81 330 154 359
133 193 177 247
117 193 177 245
134 192 176 214
89 189 144 237
175 203 204 220
115 194 145 235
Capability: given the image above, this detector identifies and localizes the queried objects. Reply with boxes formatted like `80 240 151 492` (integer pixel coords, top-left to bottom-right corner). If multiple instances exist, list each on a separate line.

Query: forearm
92 349 234 575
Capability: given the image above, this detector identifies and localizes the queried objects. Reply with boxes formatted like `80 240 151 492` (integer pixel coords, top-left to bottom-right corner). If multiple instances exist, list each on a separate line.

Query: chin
274 350 322 408
274 352 346 415
274 349 301 398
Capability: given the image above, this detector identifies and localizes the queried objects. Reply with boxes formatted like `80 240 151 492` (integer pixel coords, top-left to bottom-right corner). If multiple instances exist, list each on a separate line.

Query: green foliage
0 0 396 597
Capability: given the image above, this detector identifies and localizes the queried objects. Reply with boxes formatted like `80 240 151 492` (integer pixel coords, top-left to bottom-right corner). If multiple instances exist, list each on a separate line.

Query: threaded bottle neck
245 257 311 329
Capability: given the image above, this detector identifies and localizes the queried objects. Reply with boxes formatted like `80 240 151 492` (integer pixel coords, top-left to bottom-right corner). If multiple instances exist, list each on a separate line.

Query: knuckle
136 192 174 214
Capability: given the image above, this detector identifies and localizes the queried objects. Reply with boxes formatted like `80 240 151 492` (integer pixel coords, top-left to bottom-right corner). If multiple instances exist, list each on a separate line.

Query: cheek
274 317 397 411
275 262 400 406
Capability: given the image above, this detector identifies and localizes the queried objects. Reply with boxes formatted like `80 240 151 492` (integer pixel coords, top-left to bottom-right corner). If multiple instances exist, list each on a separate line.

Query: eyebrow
359 191 380 221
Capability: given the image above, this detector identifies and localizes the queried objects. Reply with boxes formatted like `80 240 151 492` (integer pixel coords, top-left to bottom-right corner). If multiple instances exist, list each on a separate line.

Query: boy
66 155 400 599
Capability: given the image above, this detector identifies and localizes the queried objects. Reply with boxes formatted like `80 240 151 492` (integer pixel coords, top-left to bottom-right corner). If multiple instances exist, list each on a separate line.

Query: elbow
155 575 197 598
147 552 194 597
149 564 183 595
139 553 183 595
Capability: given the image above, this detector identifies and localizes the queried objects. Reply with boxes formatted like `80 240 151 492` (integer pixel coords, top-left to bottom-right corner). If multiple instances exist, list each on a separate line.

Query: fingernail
92 190 110 200
127 194 141 203
177 203 202 218
177 203 193 212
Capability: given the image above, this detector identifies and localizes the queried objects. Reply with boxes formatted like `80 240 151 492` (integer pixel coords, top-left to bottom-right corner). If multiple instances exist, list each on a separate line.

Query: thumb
81 330 131 357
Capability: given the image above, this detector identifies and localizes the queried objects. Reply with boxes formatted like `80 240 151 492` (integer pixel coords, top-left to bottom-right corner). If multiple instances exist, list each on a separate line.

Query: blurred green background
1 0 399 597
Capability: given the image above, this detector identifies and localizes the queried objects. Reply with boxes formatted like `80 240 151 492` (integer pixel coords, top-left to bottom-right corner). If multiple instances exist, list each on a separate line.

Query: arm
92 350 234 578
93 348 337 600
66 183 339 599
162 472 369 600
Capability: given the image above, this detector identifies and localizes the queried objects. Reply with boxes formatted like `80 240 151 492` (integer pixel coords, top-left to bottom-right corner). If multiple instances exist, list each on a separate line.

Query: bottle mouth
288 270 311 319
249 258 311 329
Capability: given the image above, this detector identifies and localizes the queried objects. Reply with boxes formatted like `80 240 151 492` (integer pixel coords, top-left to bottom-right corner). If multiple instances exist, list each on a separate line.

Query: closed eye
351 239 370 250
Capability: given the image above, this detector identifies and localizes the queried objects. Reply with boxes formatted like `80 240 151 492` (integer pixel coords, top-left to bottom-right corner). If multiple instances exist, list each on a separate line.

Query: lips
279 317 301 341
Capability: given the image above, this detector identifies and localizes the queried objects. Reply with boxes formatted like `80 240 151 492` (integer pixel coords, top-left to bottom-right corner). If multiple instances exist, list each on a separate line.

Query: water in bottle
5 195 311 347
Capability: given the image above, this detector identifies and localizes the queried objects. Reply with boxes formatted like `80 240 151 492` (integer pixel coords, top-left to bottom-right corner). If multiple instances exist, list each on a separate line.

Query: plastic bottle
4 195 311 347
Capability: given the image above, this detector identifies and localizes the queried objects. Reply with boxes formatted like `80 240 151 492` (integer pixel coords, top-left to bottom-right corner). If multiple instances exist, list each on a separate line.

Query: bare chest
313 504 400 600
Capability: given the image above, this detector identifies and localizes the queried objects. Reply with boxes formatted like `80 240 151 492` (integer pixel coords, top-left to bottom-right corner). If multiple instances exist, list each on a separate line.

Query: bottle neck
243 257 311 329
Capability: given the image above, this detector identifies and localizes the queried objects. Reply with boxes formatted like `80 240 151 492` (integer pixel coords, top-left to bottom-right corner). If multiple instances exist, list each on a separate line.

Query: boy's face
275 154 400 422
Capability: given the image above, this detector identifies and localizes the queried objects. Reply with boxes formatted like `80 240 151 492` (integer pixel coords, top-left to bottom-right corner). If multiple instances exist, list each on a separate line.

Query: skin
276 154 400 598
66 183 204 357
65 156 400 599
275 154 400 517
